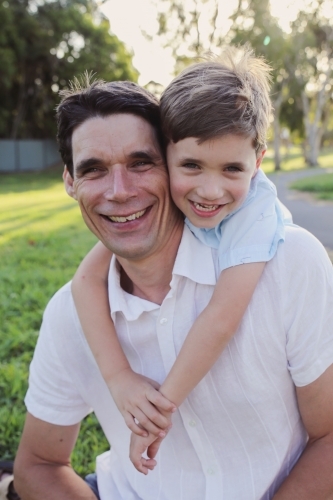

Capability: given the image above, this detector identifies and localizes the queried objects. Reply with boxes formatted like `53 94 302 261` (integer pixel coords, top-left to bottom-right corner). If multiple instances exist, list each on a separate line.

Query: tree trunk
273 112 281 171
11 70 26 140
272 91 283 171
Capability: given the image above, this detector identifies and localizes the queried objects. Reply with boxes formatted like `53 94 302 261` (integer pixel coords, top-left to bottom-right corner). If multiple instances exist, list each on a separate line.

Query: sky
100 0 303 87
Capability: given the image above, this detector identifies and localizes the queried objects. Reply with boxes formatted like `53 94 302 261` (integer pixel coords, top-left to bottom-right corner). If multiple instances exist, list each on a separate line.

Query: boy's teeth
109 209 146 223
193 202 219 212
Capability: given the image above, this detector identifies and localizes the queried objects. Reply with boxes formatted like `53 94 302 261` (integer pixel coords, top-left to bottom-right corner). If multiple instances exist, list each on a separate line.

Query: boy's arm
72 242 175 436
160 262 265 406
14 413 96 500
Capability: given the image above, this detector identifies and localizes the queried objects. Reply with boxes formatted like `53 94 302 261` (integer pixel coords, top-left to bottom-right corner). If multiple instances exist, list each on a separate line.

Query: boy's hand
130 432 165 475
107 368 176 437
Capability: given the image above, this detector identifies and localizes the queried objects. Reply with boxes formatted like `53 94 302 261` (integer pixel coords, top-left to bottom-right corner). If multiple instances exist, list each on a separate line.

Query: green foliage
289 172 333 200
0 0 138 139
0 167 109 474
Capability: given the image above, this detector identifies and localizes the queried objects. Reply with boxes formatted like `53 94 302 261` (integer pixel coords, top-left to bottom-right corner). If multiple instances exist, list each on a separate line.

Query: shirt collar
172 225 217 285
108 224 217 321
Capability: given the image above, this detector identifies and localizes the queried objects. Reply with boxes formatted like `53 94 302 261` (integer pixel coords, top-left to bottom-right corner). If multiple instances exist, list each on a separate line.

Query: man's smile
107 208 147 223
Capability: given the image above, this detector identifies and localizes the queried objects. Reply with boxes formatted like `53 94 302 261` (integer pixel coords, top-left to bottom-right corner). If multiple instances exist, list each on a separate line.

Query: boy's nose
196 180 224 201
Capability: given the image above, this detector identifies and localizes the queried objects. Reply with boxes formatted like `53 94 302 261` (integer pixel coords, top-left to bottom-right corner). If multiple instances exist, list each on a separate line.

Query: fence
0 139 61 173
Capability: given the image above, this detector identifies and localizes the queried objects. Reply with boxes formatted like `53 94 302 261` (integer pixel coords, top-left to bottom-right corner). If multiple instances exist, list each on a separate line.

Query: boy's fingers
147 436 164 459
133 409 167 437
123 413 148 437
147 389 176 413
132 458 156 475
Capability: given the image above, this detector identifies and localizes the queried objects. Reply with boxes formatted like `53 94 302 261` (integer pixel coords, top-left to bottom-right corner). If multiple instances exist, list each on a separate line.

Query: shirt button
189 419 196 427
160 318 168 325
207 467 215 475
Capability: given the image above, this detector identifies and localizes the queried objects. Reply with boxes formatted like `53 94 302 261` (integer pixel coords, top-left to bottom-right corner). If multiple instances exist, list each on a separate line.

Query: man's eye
132 160 153 170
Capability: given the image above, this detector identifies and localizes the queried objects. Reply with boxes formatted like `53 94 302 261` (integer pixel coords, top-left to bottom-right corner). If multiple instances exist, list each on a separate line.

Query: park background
1 0 333 476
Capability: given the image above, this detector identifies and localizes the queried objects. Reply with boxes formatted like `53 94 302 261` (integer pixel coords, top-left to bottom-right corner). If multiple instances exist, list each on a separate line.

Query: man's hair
160 46 272 154
57 75 163 176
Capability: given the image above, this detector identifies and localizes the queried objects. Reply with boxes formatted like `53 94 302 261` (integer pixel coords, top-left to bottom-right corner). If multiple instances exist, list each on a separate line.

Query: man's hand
107 368 176 437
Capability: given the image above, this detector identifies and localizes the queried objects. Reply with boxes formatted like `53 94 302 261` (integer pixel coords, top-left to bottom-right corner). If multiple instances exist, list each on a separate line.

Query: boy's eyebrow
177 156 245 168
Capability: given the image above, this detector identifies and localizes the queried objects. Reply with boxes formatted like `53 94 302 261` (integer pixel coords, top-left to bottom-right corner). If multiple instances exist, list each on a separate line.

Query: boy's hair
57 75 163 177
160 46 272 154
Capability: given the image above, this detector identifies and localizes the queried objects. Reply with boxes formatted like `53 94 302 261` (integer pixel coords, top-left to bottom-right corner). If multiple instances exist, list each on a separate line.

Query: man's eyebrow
75 157 103 175
128 149 162 161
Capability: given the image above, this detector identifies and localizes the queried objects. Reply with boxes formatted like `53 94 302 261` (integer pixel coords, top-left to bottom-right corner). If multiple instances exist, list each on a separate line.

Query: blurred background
1 0 332 476
1 0 333 171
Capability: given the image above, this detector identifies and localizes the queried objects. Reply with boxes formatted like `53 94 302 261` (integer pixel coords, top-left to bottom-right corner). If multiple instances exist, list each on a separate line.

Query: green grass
289 173 333 200
261 146 333 173
0 166 109 476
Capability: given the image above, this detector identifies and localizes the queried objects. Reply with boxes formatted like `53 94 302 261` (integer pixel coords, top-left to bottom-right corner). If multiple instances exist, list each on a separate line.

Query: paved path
268 168 333 252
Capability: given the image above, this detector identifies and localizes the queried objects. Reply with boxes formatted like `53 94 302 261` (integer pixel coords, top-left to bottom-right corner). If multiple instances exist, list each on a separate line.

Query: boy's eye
182 162 200 170
225 165 242 172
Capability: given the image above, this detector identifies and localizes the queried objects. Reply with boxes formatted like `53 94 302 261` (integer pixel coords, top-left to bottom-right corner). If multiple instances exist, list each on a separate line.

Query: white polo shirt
25 225 333 500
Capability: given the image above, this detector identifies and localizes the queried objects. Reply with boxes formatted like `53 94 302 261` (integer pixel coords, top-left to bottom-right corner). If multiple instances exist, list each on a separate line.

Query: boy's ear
63 166 77 200
255 149 266 170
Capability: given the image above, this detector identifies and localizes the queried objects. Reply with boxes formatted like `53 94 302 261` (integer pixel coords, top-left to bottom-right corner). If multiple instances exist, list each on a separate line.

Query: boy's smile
167 134 265 228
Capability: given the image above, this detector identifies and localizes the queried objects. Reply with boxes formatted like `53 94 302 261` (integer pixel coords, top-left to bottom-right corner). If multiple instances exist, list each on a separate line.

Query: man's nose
104 166 136 202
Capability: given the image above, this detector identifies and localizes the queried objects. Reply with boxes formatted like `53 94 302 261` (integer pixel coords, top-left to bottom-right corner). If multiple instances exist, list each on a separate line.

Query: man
15 80 333 500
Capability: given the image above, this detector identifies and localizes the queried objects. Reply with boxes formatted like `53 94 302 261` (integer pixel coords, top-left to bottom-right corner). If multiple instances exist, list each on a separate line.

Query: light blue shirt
186 169 292 271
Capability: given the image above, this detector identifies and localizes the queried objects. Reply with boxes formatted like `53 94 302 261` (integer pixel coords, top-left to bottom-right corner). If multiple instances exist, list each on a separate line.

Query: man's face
167 134 265 229
64 113 178 260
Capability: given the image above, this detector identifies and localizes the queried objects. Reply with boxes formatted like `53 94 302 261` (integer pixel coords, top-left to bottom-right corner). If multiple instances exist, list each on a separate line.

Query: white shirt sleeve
282 229 333 386
25 284 92 425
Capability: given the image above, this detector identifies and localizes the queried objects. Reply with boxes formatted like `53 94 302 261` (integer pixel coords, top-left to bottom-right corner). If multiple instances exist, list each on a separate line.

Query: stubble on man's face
64 113 182 262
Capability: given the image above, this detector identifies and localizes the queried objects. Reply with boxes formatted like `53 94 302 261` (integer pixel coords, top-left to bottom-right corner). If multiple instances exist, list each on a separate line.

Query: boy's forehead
167 134 257 155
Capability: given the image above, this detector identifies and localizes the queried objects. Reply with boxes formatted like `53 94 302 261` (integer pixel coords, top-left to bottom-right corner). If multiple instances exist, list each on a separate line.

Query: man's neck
117 218 184 305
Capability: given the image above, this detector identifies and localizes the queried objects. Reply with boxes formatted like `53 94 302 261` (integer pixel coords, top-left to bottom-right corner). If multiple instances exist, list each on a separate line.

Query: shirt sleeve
25 284 92 425
282 229 333 386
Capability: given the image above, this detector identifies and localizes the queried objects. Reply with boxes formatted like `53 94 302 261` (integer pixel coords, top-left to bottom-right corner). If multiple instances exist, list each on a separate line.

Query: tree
148 0 292 171
0 0 138 139
290 3 333 166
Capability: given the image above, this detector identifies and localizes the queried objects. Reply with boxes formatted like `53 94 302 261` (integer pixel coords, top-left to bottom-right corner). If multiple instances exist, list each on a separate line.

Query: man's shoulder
283 224 331 264
42 281 81 337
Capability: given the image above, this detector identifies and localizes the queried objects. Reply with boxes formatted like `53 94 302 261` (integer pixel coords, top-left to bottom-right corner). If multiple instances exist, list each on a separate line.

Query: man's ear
63 166 77 200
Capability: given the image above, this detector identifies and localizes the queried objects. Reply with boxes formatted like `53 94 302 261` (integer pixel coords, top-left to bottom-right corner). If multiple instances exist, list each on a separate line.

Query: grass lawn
0 166 109 475
261 146 333 173
289 173 333 200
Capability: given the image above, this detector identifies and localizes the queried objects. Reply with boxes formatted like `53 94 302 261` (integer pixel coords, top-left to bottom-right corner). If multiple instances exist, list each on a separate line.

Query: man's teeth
109 209 146 223
193 202 219 212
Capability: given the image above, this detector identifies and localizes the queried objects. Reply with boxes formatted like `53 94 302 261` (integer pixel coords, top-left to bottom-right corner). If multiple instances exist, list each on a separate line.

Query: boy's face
167 134 265 228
